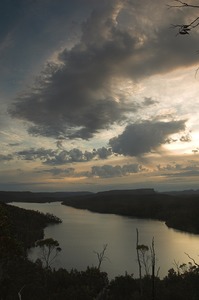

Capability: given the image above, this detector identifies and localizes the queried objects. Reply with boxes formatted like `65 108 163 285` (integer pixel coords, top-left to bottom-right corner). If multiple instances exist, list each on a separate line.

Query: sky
0 0 199 192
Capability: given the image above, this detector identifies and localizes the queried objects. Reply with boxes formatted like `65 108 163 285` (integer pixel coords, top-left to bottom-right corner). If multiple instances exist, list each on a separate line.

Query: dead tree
94 244 108 270
168 1 199 35
18 285 26 300
136 228 143 296
136 229 159 300
150 238 156 300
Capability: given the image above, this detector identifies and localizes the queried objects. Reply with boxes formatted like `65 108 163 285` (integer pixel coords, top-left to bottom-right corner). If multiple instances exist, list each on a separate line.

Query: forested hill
62 189 199 234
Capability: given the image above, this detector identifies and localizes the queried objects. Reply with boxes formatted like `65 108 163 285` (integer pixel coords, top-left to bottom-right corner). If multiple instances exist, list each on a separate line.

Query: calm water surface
11 202 199 279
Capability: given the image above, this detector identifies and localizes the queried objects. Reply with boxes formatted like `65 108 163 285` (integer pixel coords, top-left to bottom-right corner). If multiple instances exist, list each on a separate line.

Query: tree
94 244 108 270
35 238 61 269
151 237 156 300
136 229 159 300
168 1 199 35
136 228 143 296
137 244 150 276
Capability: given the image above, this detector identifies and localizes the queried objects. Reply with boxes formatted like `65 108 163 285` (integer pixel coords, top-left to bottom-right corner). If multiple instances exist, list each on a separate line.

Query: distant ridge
0 191 93 203
163 189 199 196
98 188 156 196
1 188 199 203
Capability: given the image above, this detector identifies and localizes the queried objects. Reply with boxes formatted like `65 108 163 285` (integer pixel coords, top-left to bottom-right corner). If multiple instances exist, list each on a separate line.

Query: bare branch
173 260 181 275
94 244 109 270
171 17 199 35
150 237 156 300
195 66 199 78
170 24 190 35
136 228 143 296
18 285 26 300
185 252 199 267
167 0 199 9
168 1 199 35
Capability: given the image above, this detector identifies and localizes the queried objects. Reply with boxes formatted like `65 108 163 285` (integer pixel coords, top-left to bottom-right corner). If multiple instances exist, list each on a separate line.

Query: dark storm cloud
16 146 113 165
10 1 136 139
109 120 186 156
9 0 199 139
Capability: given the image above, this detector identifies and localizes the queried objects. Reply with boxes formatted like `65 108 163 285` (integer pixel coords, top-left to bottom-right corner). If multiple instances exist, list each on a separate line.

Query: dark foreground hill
0 201 61 249
62 188 199 234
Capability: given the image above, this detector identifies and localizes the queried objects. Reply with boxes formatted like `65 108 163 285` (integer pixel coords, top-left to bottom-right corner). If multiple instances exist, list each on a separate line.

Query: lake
11 202 199 279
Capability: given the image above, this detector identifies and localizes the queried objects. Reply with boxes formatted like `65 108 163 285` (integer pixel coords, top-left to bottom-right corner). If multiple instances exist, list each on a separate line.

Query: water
11 202 199 279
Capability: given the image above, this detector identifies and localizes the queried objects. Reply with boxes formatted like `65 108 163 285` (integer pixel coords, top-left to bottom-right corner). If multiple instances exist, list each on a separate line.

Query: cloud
157 161 199 178
17 148 55 161
157 163 183 171
10 1 136 139
192 148 199 154
180 133 192 142
15 119 187 164
9 143 21 147
90 163 144 178
38 163 145 179
16 146 113 165
43 147 113 165
94 147 112 159
0 0 96 96
164 170 199 178
39 167 75 177
109 120 186 156
142 97 159 106
0 154 13 162
9 0 199 140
